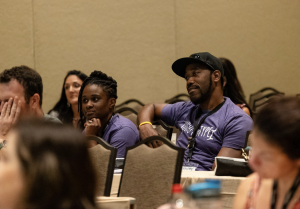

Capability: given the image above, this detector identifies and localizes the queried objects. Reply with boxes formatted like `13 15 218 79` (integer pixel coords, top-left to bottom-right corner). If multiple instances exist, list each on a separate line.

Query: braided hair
78 71 118 128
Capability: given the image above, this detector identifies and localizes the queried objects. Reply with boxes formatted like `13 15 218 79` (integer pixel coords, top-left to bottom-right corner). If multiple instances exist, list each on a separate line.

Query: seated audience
79 71 140 158
48 70 87 128
138 52 253 171
219 57 252 117
234 97 300 209
0 118 97 209
0 65 61 142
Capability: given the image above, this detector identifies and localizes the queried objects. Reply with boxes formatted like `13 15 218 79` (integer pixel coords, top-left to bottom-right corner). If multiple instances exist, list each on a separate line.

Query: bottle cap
172 184 183 193
185 180 221 198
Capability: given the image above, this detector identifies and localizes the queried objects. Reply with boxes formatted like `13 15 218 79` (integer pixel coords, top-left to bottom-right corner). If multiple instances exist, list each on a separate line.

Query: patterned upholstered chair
118 136 184 209
87 136 117 196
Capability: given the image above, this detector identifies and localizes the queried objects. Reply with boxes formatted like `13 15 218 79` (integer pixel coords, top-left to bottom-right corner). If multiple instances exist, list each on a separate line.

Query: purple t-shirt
161 97 253 171
84 114 140 158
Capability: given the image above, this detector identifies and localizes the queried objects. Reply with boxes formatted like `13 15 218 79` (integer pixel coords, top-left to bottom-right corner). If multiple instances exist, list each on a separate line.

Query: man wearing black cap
138 52 253 171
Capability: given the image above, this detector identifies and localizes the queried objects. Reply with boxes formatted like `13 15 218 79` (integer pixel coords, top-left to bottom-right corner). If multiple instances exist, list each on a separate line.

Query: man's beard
190 78 212 105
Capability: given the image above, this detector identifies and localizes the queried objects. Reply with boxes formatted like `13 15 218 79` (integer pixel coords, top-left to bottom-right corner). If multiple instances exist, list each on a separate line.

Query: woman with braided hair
78 71 139 157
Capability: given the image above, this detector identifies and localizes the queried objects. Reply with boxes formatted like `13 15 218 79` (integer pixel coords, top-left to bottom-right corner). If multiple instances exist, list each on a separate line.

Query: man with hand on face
138 52 253 171
0 66 61 148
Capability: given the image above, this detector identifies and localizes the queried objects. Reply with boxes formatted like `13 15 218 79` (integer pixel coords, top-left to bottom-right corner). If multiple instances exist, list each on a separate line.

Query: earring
67 102 70 107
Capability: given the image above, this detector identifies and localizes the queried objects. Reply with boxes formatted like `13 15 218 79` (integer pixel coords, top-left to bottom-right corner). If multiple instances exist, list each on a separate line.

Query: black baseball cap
172 52 224 78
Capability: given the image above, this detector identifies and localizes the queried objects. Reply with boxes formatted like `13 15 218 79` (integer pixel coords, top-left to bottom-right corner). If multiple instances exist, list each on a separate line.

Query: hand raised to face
84 118 102 136
0 97 21 139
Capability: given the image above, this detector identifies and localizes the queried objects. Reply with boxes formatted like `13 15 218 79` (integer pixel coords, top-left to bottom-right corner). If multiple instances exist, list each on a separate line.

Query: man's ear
29 93 41 109
109 98 116 109
212 70 222 83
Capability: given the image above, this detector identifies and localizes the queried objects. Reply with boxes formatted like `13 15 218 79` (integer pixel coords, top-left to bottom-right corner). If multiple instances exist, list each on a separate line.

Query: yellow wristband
139 121 152 127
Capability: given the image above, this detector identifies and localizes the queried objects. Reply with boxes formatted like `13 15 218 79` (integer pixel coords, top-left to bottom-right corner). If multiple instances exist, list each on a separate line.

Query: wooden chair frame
115 99 145 109
165 93 190 103
86 136 117 196
114 107 138 115
249 87 283 110
152 119 173 140
252 92 284 112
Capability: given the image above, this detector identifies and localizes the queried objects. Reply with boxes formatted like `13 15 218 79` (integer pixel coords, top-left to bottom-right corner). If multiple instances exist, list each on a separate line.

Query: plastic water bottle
167 184 195 209
185 180 222 209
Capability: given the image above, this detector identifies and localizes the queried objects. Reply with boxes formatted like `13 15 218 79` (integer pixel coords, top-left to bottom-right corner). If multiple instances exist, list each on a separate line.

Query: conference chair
165 93 190 104
252 93 284 112
114 107 138 127
249 87 284 111
87 136 117 196
115 99 145 113
152 120 173 140
118 136 184 209
115 107 138 116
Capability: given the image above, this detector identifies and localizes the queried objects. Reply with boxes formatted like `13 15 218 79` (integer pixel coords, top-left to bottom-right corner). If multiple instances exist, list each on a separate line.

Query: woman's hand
84 118 101 136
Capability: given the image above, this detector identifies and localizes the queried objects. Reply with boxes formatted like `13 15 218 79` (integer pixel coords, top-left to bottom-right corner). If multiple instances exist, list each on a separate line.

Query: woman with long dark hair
49 70 87 128
0 118 97 209
219 58 252 117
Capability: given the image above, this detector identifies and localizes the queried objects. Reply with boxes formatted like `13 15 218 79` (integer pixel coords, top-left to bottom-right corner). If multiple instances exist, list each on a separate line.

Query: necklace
271 171 300 209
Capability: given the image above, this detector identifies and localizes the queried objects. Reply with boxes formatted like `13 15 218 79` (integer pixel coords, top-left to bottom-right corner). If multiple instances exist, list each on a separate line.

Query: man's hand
0 97 21 139
139 124 163 148
84 118 101 136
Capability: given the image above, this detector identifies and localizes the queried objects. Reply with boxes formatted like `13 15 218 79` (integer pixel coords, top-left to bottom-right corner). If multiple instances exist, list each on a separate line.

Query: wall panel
0 0 34 70
175 0 300 101
33 0 177 112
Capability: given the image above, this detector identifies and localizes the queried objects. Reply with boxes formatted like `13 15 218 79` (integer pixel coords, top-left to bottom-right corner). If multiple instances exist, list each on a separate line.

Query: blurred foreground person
233 97 300 209
0 119 97 209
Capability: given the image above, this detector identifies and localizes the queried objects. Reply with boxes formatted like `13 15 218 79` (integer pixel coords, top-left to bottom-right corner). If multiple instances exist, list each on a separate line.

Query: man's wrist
139 123 153 129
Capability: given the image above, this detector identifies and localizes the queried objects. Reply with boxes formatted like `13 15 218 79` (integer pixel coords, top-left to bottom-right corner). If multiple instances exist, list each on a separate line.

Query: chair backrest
87 136 117 196
165 93 190 104
249 87 284 110
115 99 144 113
153 120 173 140
252 92 284 112
122 113 138 127
114 107 138 116
118 136 184 209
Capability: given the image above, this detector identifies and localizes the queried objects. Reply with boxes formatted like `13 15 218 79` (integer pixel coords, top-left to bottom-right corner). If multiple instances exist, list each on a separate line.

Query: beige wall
1 0 300 112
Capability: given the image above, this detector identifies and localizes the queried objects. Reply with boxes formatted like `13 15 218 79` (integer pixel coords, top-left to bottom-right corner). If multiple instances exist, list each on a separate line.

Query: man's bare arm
211 147 242 170
137 103 167 147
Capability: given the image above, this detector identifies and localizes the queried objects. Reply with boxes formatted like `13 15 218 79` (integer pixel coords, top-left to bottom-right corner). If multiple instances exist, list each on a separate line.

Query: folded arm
137 103 167 147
